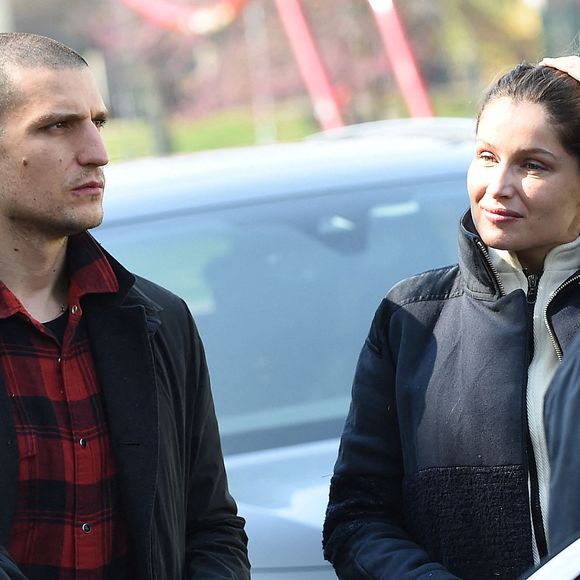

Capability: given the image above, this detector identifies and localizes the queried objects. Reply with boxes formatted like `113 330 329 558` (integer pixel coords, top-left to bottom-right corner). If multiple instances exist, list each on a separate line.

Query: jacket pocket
404 465 532 579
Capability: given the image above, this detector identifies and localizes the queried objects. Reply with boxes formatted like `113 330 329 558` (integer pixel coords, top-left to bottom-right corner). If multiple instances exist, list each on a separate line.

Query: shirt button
81 523 91 533
79 438 87 448
71 305 79 315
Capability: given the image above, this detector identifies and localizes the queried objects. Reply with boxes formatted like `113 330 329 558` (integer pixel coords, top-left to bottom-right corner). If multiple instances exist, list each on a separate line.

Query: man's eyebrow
32 110 109 126
32 111 82 125
94 109 109 122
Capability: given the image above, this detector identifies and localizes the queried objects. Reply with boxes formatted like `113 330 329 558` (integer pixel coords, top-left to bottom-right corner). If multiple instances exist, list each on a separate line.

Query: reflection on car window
95 178 466 453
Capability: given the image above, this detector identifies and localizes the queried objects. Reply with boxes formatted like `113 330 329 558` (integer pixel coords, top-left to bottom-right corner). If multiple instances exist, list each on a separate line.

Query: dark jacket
0 246 250 580
323 212 580 580
544 329 580 556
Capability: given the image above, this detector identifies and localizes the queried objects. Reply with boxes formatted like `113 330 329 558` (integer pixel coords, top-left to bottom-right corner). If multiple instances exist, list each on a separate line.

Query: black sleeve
323 300 460 579
183 310 250 579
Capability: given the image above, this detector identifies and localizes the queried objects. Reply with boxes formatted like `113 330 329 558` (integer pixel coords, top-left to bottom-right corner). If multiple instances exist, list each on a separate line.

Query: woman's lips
481 207 523 222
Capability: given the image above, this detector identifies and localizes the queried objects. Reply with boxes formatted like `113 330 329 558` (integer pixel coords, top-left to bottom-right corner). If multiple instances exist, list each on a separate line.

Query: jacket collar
83 234 162 335
83 233 135 304
458 210 504 300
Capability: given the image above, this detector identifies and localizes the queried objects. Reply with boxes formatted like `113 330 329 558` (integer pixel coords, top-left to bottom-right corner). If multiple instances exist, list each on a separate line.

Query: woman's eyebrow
519 147 557 160
475 140 558 160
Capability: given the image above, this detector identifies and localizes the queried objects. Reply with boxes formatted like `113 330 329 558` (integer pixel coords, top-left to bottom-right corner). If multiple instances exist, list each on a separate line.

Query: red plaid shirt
0 233 130 579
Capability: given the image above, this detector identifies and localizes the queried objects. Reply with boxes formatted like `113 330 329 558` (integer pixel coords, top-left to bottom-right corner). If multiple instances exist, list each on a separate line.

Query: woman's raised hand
541 55 580 82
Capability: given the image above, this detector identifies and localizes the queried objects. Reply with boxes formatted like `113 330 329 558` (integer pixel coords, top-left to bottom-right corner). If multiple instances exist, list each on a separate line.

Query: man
0 32 250 579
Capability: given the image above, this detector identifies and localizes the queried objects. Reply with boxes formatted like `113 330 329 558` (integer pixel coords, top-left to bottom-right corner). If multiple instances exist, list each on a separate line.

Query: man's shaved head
0 33 88 123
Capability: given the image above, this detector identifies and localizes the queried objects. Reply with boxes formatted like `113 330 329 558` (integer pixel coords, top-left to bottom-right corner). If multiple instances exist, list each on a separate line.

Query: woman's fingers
540 56 580 82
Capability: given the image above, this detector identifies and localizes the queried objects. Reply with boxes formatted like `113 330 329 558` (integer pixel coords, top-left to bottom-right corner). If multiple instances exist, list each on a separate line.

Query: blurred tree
398 0 542 96
542 0 580 55
5 0 552 152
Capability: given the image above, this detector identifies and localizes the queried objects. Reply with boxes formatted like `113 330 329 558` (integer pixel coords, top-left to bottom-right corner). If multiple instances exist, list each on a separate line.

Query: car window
95 177 467 454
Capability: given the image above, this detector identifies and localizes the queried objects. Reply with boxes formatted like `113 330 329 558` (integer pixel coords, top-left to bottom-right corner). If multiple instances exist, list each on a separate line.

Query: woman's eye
524 161 546 171
478 152 496 163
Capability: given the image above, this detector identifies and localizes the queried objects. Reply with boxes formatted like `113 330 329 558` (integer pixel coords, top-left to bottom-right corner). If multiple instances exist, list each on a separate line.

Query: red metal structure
273 0 345 130
367 0 434 117
121 0 246 34
121 0 434 128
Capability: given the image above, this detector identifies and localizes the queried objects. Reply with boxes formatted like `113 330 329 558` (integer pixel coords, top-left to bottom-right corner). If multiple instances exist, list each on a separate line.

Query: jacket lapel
85 303 159 578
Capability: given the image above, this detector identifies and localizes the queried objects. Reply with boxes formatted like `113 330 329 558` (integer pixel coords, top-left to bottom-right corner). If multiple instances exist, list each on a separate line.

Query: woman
323 58 580 579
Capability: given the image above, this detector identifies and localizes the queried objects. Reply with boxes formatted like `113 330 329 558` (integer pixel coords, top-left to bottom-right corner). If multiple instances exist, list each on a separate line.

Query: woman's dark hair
477 61 580 163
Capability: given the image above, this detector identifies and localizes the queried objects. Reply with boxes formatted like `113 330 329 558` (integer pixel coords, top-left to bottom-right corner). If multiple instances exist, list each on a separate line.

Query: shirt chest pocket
15 427 39 481
8 427 39 548
7 395 41 533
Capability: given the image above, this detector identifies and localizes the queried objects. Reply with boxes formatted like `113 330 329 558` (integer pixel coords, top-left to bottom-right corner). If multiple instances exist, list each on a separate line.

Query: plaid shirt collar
0 232 120 320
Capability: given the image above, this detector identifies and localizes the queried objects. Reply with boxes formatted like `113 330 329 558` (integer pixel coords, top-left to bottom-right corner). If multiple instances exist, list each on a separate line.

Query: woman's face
467 96 580 272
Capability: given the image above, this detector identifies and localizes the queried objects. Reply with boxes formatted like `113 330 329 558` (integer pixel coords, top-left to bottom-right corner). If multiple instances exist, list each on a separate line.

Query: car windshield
95 177 467 454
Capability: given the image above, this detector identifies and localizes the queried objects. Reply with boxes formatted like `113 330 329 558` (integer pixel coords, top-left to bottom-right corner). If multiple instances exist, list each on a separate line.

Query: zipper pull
525 270 541 304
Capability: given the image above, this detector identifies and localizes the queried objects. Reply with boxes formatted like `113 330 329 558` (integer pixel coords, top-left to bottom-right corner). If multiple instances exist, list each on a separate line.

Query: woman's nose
485 164 516 199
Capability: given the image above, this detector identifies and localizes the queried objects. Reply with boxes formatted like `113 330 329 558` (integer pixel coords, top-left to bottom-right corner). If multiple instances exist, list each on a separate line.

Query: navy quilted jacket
323 211 580 580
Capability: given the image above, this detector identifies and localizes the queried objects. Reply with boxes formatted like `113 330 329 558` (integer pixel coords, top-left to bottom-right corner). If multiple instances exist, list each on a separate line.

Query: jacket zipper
525 271 548 560
525 270 540 357
543 273 580 361
475 240 506 296
475 240 549 559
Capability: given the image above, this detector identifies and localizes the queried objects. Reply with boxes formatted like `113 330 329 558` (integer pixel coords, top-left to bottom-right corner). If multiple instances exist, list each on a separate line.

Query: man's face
0 65 109 240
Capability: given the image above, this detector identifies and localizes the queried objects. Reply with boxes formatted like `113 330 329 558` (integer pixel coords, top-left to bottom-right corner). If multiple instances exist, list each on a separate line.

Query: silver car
95 118 475 578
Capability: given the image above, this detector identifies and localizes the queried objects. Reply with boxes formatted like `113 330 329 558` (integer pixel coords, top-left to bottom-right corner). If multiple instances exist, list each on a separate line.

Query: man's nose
77 122 109 167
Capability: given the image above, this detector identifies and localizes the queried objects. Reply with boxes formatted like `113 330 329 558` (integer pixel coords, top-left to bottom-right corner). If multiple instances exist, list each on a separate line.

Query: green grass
102 92 476 163
103 105 318 162
103 119 157 162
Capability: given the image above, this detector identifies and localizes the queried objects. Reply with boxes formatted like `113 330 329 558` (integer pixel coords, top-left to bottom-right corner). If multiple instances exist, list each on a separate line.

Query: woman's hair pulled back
478 62 580 163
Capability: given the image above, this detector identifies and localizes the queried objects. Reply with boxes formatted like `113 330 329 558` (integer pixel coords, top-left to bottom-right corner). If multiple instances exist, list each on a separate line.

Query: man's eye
94 119 107 130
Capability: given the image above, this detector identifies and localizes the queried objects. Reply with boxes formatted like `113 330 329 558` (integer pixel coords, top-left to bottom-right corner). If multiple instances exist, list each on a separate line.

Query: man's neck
0 228 69 323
